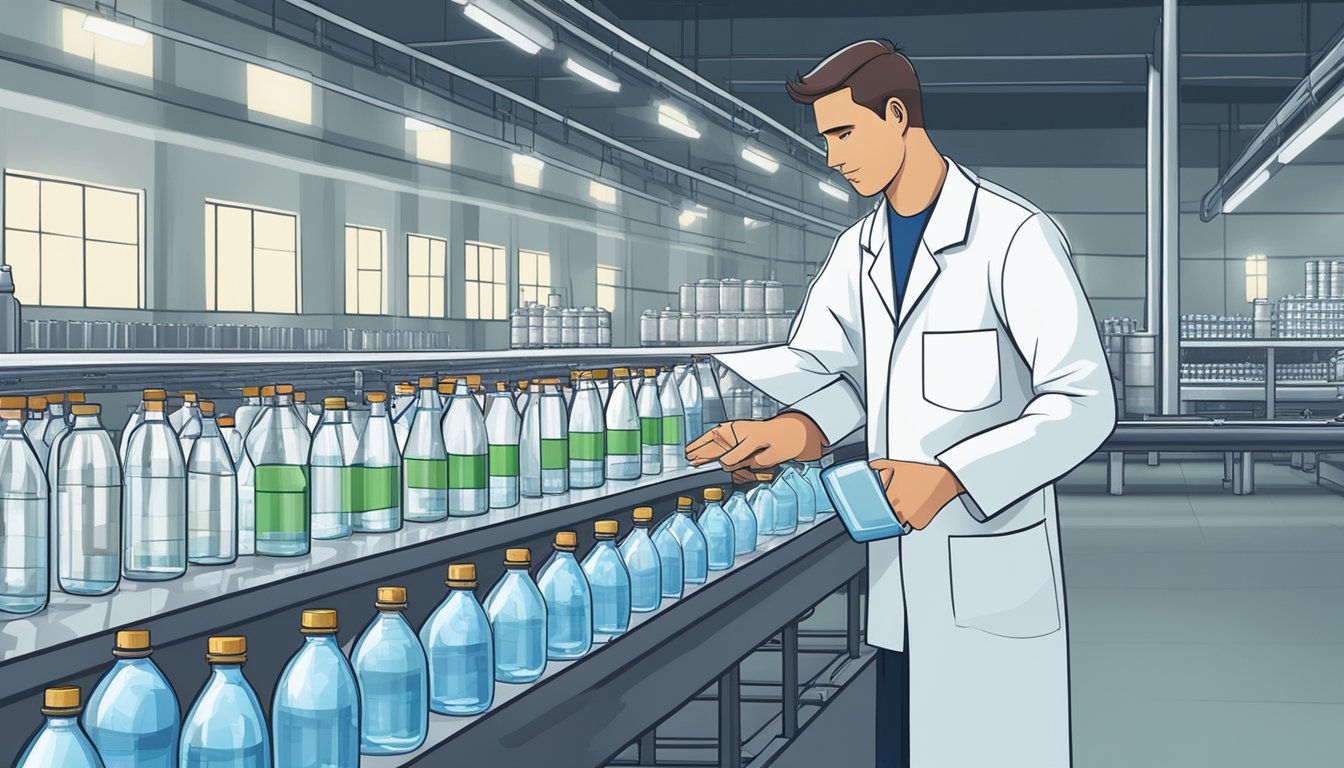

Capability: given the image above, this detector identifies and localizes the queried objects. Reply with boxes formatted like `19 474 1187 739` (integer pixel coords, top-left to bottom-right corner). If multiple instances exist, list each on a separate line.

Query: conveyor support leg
846 575 863 660
637 730 657 765
1304 452 1318 472
1233 452 1255 495
1291 452 1304 469
1223 453 1234 485
782 621 800 739
1108 452 1124 495
1147 451 1160 466
719 665 742 768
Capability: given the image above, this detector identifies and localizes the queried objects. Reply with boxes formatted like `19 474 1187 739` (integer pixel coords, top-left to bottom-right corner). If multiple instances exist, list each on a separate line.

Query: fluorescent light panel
658 104 701 139
740 146 779 174
1279 95 1344 164
818 180 849 202
743 216 767 229
82 16 149 46
679 204 709 228
589 181 618 205
1222 167 1270 214
462 1 552 56
512 153 544 187
245 63 313 125
565 57 621 93
404 117 437 131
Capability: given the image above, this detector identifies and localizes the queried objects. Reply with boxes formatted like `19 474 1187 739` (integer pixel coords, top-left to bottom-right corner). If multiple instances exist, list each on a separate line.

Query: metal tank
543 304 563 348
510 306 528 349
763 280 785 314
659 307 680 346
696 279 721 314
679 312 696 346
527 303 544 348
742 280 766 314
640 309 660 347
767 312 793 344
716 315 738 346
578 307 600 348
1122 333 1157 417
597 310 612 347
679 284 696 313
718 278 743 315
696 314 718 345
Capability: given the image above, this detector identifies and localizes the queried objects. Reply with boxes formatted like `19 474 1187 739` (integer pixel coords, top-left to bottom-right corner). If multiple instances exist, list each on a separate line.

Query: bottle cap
145 401 165 412
447 563 477 588
554 531 577 550
591 369 610 380
395 384 416 395
67 393 86 404
260 385 276 397
419 377 435 389
517 381 530 390
42 686 81 716
437 381 454 395
142 389 167 401
466 374 482 388
704 488 724 502
27 396 47 409
242 386 260 397
179 391 197 403
113 629 153 658
324 396 347 410
643 368 657 377
46 393 65 404
376 586 408 610
495 382 507 392
294 392 307 403
300 609 339 634
219 416 236 427
677 496 693 507
570 371 581 381
276 384 294 395
199 401 215 415
755 472 773 481
207 635 247 663
594 520 619 537
505 548 532 566
71 404 100 416
0 396 26 409
612 368 629 378
0 409 22 420
633 506 653 522
367 392 387 403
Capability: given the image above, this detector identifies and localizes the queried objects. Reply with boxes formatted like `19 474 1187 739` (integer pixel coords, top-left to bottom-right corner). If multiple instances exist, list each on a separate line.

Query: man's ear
887 97 908 129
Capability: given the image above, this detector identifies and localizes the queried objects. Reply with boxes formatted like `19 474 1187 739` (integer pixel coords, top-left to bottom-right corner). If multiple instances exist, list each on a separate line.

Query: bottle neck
369 402 387 417
417 389 438 407
48 404 64 417
2 419 24 437
323 410 351 425
72 414 102 430
143 408 166 423
199 416 221 437
44 715 79 727
276 394 293 407
209 663 246 681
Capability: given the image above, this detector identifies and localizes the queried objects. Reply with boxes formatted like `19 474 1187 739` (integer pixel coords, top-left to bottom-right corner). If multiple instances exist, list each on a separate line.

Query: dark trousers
875 649 910 767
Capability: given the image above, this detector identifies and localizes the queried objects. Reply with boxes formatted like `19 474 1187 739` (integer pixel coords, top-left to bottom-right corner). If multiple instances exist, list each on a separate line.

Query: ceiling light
589 181 617 205
404 117 437 131
565 57 621 93
818 180 850 202
679 205 709 228
1279 95 1344 165
740 146 779 174
743 216 768 229
1222 167 1270 214
658 104 701 140
512 153 544 188
462 2 551 56
82 15 150 46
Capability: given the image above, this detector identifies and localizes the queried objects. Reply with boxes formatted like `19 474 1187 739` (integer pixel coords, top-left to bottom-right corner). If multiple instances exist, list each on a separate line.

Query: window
464 241 506 320
345 225 387 315
597 266 623 313
204 200 301 313
246 63 313 125
408 234 446 318
4 170 144 308
61 9 155 79
518 249 551 306
1245 254 1268 302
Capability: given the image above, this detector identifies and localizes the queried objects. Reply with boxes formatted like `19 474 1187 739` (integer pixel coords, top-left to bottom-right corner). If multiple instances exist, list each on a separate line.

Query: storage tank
679 312 696 346
543 305 562 348
561 308 580 348
679 284 696 313
763 280 785 314
696 315 718 345
578 307 600 348
659 307 680 346
742 280 766 314
718 278 743 315
527 303 544 347
597 310 612 347
640 309 660 347
696 279 721 314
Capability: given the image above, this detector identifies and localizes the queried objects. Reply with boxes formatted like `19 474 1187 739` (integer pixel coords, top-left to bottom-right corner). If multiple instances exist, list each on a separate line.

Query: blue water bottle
484 548 548 683
781 465 816 524
272 610 360 768
537 532 593 659
698 488 736 571
15 686 104 768
749 473 777 535
619 507 663 612
84 630 180 767
723 490 757 555
351 587 428 755
651 514 684 599
665 497 708 584
421 563 495 715
179 636 270 767
583 520 632 642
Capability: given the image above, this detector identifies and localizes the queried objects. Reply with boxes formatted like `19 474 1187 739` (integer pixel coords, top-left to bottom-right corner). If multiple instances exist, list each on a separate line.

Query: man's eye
839 131 851 140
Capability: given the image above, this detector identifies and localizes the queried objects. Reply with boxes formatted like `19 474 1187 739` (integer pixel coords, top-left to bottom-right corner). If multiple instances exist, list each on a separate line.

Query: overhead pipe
1160 0 1180 415
1145 50 1161 336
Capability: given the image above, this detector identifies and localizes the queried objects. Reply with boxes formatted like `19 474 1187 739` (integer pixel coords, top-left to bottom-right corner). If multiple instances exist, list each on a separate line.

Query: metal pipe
1146 54 1161 334
1160 0 1181 415
718 665 742 768
781 622 800 739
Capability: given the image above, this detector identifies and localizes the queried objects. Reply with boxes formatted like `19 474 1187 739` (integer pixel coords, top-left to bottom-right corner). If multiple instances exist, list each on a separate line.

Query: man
688 40 1115 767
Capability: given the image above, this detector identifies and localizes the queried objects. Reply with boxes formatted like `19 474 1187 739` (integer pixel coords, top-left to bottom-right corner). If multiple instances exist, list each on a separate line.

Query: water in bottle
180 636 270 768
514 380 532 417
620 507 662 612
55 403 120 595
187 401 238 565
0 401 47 616
232 386 263 440
651 512 683 600
248 385 311 557
294 392 320 434
484 548 547 683
637 369 663 475
84 630 180 767
769 474 799 536
604 369 640 481
750 473 777 535
677 365 704 446
539 381 569 495
353 392 402 530
519 380 543 499
591 369 612 407
14 687 103 768
658 369 687 472
583 520 631 642
802 460 835 514
420 564 494 715
402 379 447 524
235 385 275 556
351 587 428 755
538 532 592 659
23 396 48 463
724 490 758 555
444 379 489 516
41 392 68 466
309 397 357 540
171 391 203 441
272 610 359 767
485 382 520 509
781 465 816 524
123 399 187 580
568 376 605 490
391 383 417 453
219 416 243 466
699 488 736 571
665 497 709 584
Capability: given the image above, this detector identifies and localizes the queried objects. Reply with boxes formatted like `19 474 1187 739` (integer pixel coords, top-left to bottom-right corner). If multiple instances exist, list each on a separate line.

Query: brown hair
786 39 924 127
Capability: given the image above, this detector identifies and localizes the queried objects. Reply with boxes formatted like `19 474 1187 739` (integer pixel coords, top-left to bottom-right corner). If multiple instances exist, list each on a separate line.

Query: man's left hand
870 459 966 530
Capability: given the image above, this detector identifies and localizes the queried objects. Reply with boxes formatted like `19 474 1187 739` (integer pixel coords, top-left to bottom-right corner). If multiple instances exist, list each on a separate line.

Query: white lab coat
715 159 1115 767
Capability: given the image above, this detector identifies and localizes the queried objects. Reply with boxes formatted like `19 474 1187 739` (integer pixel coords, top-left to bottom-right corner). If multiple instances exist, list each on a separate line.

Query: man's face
814 88 907 199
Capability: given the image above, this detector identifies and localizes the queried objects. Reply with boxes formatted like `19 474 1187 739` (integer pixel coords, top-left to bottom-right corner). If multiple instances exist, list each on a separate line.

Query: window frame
344 223 388 316
517 248 551 307
596 264 623 314
407 232 447 319
204 198 302 314
463 240 507 321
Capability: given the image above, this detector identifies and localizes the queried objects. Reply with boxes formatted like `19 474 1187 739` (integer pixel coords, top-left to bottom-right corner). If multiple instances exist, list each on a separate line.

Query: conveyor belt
1105 419 1344 452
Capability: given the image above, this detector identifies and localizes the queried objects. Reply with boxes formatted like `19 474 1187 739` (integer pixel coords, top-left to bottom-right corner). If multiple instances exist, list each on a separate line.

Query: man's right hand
687 412 827 483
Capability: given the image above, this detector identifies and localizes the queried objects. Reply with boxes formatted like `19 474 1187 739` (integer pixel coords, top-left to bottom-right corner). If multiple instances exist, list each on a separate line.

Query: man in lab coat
688 40 1115 767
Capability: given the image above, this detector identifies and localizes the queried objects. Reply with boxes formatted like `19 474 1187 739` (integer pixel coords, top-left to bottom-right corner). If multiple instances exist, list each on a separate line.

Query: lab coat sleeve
936 213 1116 520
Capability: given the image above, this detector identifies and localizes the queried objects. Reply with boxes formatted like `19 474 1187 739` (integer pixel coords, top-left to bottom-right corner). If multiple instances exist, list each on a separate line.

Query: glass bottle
781 465 816 525
308 397 357 541
568 377 606 490
294 392 320 434
696 359 728 425
750 472 777 535
352 392 401 531
272 610 359 768
699 488 736 571
122 399 187 581
246 385 311 557
802 460 835 514
232 386 263 441
64 393 86 425
537 532 591 660
485 382 520 509
636 369 663 475
519 380 543 499
55 403 121 595
769 473 799 536
620 506 662 612
677 364 704 447
171 391 202 442
41 392 68 467
539 381 569 495
604 369 640 481
444 379 489 516
14 687 103 768
180 636 270 768
391 383 417 454
84 629 180 767
658 368 687 472
235 385 275 556
484 548 547 683
402 379 447 525
591 369 612 407
420 564 494 716
351 587 428 755
583 520 631 642
23 395 48 464
219 416 243 467
0 401 47 616
724 489 758 555
187 401 238 565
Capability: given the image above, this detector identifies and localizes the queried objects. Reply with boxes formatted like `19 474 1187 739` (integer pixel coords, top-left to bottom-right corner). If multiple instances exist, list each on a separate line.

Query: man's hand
870 460 965 530
687 413 827 482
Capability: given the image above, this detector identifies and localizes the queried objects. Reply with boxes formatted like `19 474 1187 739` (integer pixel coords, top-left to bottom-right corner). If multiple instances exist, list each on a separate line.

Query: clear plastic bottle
591 369 612 407
187 401 238 566
519 380 543 499
444 379 489 516
354 392 402 531
288 392 310 435
769 474 799 536
308 397 358 541
514 380 532 418
23 396 48 464
636 369 663 475
14 687 103 768
235 385 275 557
420 564 494 716
696 359 728 426
724 490 758 555
64 393 86 425
583 520 631 642
699 488 736 571
651 512 683 600
219 416 243 467
781 465 816 525
750 472 777 535
485 382 520 509
537 532 592 660
272 610 359 768
568 377 606 490
83 629 180 766
665 496 709 584
619 507 662 612
41 392 68 467
351 587 428 755
539 380 569 495
295 392 320 434
232 386 263 441
604 369 640 481
402 379 447 524
677 364 704 447
658 369 688 472
484 548 547 683
0 401 47 617
247 385 311 557
171 391 202 441
122 399 187 581
391 383 417 453
55 403 121 595
180 637 269 768
802 460 835 514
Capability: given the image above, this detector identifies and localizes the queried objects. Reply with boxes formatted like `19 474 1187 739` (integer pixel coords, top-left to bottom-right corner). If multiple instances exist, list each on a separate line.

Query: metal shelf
1182 339 1344 349
1180 383 1343 402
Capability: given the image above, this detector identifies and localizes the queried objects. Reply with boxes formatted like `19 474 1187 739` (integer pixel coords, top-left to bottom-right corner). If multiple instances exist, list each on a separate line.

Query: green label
640 417 662 447
661 415 683 446
570 431 605 462
489 444 519 477
449 453 488 489
608 429 639 456
405 457 448 490
345 465 399 512
541 438 569 470
256 464 308 534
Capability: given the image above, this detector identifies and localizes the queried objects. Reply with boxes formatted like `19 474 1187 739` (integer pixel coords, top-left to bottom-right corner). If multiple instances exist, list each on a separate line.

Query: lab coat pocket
921 329 1002 412
948 519 1060 639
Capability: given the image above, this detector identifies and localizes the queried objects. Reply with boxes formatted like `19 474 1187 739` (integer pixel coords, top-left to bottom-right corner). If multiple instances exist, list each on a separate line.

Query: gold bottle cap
67 393 86 404
46 393 66 404
294 392 307 403
418 377 435 389
27 396 47 409
142 389 167 401
466 374 482 388
367 392 387 403
447 563 477 587
395 384 416 395
71 404 100 416
554 531 577 550
633 506 653 522
260 385 276 397
517 381 530 390
595 520 619 537
219 416 236 427
376 586 408 610
505 548 532 566
0 396 26 409
0 409 23 420
179 391 197 403
643 368 657 377
677 496 693 507
437 381 455 395
144 401 165 412
276 384 294 395
704 488 724 502
570 371 581 381
242 386 260 397
591 369 610 380
301 609 339 634
207 635 247 663
495 382 507 392
42 686 81 715
199 401 215 415
612 368 629 378
113 629 153 658
324 396 347 410
756 472 773 481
